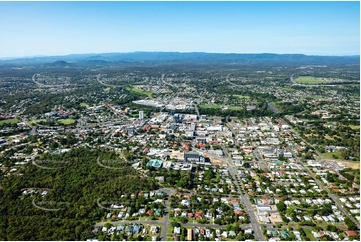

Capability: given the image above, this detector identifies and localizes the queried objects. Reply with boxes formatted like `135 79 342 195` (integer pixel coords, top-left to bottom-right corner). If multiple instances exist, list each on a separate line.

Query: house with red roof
345 231 357 237
194 212 203 219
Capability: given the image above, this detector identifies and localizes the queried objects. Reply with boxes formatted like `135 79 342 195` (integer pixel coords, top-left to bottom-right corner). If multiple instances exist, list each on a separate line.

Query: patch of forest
0 148 158 240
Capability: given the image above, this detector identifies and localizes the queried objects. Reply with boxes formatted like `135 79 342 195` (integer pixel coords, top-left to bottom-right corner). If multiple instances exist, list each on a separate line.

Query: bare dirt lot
269 213 283 223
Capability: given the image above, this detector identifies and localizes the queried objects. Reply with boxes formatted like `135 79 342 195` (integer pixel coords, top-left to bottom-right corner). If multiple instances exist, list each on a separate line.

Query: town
0 55 359 241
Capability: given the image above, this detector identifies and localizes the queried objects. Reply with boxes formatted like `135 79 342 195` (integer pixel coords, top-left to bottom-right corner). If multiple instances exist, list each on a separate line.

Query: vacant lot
0 118 19 125
338 160 360 169
294 76 327 85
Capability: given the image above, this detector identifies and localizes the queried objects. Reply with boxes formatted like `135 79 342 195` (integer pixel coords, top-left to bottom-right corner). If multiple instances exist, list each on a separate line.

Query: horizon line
0 51 360 60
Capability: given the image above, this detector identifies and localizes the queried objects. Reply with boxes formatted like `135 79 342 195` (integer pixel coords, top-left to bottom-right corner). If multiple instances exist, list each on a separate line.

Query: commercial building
184 151 205 163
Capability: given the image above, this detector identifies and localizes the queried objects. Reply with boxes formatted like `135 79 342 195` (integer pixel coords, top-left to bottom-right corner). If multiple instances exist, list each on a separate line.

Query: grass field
245 155 254 160
322 151 342 159
228 106 242 110
103 87 111 92
80 102 89 107
234 95 250 99
349 125 360 130
293 76 328 85
338 160 360 169
28 119 46 125
304 228 315 240
58 118 76 125
282 87 296 92
199 104 221 109
0 118 20 125
324 134 334 140
126 86 153 98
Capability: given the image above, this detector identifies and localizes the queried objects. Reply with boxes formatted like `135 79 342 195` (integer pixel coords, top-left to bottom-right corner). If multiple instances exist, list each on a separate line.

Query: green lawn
28 119 46 125
349 125 360 130
126 86 153 98
233 95 250 99
293 76 328 85
304 228 315 240
199 104 221 109
103 87 111 92
228 106 242 110
282 87 296 92
80 102 89 107
322 151 343 159
58 118 76 125
0 118 20 125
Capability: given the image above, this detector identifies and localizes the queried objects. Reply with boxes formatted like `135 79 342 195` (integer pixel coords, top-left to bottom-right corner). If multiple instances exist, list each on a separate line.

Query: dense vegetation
0 148 158 240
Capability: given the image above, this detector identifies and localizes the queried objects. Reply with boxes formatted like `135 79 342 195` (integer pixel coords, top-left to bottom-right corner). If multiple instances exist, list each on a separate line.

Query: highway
96 74 122 88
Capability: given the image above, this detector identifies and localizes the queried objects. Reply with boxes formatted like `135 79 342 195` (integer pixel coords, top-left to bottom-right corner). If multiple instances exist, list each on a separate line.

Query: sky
0 1 359 58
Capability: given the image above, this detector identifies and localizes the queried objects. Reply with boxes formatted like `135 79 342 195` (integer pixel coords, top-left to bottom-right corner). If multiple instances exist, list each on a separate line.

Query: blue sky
0 1 359 57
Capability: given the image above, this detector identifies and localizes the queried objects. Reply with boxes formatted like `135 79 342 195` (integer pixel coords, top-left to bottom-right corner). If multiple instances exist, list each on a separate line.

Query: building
187 228 193 241
139 111 144 119
184 151 205 163
146 159 163 168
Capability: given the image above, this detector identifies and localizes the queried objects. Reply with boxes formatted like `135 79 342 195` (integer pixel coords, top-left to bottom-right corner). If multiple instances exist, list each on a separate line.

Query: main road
223 148 265 241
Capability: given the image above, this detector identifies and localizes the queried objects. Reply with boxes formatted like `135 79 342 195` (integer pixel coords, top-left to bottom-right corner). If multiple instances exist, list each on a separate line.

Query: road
194 105 200 118
193 146 265 241
222 146 266 241
96 74 122 88
161 74 173 86
225 74 242 88
196 110 265 240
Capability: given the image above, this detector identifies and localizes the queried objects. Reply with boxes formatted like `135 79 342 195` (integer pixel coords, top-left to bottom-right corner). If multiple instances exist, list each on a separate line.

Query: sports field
80 102 89 107
28 119 46 125
199 104 221 109
126 86 153 98
322 151 342 159
293 76 327 84
58 118 76 125
227 106 242 110
234 95 250 99
0 118 19 125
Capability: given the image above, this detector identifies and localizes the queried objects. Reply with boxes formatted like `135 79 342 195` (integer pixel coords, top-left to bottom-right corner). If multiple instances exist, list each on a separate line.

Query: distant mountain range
0 52 359 66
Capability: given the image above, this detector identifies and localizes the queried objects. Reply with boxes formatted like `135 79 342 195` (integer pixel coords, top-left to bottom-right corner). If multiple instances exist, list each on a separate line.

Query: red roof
346 231 357 236
234 210 243 215
194 212 203 218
